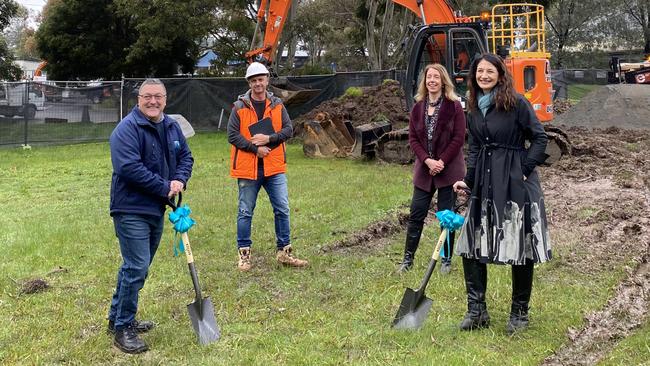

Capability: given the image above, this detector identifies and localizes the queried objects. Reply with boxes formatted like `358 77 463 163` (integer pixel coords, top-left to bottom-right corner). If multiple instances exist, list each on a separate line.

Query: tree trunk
378 1 395 70
365 0 379 70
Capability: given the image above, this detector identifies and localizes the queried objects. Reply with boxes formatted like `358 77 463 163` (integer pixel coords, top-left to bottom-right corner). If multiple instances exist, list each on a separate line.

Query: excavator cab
404 23 488 110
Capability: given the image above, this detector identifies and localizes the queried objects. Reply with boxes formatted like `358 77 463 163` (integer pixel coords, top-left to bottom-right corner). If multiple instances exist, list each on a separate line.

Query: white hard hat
245 62 270 80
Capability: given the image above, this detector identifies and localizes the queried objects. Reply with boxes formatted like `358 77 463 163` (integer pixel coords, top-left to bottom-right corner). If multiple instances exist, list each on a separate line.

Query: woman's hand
453 181 469 195
425 158 444 175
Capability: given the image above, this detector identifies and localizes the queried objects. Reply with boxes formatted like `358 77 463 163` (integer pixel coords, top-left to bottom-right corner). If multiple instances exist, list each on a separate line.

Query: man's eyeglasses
139 94 166 101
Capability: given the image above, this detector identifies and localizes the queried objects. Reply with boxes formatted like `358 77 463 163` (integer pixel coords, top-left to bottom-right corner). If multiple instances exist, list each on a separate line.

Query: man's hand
168 180 184 198
251 134 270 146
257 146 271 158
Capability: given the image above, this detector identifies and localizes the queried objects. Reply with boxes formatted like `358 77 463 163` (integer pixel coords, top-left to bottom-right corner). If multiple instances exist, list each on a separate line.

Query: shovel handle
180 232 203 302
182 232 194 264
416 229 449 293
431 228 448 261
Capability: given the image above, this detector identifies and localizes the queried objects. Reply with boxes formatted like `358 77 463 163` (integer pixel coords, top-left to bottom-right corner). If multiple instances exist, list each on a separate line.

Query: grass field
0 133 647 365
567 84 602 103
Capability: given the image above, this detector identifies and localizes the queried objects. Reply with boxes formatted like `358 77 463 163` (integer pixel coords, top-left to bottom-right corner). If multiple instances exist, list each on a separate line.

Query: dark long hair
467 53 517 113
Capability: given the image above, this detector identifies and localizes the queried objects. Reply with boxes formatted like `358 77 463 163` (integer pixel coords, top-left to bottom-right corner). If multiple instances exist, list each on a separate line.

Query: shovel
392 229 448 330
169 194 220 345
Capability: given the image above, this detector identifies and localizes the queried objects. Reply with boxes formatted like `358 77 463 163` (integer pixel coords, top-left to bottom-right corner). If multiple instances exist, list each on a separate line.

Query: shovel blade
187 297 220 345
392 287 433 330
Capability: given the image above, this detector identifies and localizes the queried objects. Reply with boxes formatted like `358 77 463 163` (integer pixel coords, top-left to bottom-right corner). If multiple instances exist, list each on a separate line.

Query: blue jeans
108 214 164 330
237 172 290 249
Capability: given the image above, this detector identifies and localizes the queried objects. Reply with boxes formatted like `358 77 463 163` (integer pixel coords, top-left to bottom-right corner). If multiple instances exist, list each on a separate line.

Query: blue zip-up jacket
109 107 194 217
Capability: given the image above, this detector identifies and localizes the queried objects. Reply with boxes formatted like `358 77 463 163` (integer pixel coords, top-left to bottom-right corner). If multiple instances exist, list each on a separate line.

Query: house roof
196 50 219 68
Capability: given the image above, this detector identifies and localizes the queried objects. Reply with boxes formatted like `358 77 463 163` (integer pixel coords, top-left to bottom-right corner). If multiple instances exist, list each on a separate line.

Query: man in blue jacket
107 79 193 354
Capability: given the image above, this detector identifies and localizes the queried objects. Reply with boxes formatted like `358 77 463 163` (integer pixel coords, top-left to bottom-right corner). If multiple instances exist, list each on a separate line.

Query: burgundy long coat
408 97 466 191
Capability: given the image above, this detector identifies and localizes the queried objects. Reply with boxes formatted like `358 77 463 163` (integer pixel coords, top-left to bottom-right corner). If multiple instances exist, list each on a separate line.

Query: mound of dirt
553 84 650 130
293 80 409 136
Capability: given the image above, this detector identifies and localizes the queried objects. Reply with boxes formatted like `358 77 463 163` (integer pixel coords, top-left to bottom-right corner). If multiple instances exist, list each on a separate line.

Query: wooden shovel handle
431 229 448 261
181 232 194 264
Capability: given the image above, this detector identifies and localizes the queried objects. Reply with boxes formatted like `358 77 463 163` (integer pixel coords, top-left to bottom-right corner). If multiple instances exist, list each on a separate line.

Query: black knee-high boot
507 260 534 335
459 257 490 330
396 223 422 273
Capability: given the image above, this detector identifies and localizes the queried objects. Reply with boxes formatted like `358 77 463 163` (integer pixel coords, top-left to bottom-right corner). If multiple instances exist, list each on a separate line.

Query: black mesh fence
2 68 595 147
0 81 122 147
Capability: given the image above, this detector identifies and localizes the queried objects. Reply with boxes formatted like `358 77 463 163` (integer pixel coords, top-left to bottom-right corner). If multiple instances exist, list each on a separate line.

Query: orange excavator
247 1 569 162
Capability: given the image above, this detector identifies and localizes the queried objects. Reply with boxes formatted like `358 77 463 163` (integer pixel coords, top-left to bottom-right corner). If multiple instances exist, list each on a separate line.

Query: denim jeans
237 172 290 249
108 213 164 330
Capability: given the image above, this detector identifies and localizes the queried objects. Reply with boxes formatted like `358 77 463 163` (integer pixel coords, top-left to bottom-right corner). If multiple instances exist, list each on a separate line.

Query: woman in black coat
397 63 466 274
453 54 552 335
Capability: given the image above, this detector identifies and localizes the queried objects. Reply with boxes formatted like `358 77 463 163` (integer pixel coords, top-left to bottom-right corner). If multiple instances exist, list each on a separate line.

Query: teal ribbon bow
168 205 196 256
435 209 465 258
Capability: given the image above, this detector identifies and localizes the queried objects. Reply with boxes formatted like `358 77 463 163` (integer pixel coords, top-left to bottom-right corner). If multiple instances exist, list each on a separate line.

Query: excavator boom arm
245 0 292 65
246 0 458 67
391 0 457 24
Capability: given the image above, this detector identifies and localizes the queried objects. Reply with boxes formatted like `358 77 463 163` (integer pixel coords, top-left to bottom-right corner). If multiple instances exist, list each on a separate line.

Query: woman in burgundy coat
397 63 466 274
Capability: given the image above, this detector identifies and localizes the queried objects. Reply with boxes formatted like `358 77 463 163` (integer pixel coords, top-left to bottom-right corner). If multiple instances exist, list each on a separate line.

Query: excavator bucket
302 112 395 160
303 112 355 158
543 125 572 165
269 77 321 107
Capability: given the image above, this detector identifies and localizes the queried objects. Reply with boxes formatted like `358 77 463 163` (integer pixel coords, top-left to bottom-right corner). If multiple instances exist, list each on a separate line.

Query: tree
544 0 610 68
114 0 219 76
0 0 22 80
620 0 650 54
36 0 219 79
208 0 256 76
36 0 134 79
4 5 40 60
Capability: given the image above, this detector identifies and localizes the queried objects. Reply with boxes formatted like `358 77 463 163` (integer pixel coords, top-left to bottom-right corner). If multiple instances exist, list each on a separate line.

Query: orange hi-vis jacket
227 90 293 180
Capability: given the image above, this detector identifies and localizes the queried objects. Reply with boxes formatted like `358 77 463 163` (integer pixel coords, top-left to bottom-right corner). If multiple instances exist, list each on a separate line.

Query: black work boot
396 224 422 273
108 319 155 335
506 260 534 335
114 327 148 354
459 257 490 330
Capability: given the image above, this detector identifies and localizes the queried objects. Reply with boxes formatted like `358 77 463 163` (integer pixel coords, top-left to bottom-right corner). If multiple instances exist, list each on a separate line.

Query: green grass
567 84 601 103
600 319 650 366
0 132 645 365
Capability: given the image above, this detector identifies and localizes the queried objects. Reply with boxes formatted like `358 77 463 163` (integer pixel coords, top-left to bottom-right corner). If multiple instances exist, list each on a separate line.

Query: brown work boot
238 247 252 271
276 245 308 267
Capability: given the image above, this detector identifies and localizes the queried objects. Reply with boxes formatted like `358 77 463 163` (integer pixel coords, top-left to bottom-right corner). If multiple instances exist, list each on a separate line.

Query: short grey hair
139 78 166 94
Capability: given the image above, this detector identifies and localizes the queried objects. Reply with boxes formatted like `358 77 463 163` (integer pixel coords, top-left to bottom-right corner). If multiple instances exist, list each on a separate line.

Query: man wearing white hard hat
227 62 308 271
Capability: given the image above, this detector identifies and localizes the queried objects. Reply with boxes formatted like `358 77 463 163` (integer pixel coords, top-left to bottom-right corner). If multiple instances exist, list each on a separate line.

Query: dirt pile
553 84 650 130
293 80 410 136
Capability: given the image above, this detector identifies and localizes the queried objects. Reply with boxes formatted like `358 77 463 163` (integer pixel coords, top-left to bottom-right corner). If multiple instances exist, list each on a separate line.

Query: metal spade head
392 287 433 330
187 296 220 345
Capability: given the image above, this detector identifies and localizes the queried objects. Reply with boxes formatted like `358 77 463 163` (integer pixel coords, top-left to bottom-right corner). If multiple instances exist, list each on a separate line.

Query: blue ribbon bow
435 209 465 258
168 205 195 256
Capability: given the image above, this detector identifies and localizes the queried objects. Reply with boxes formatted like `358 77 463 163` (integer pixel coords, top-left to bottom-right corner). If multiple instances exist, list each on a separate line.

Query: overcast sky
17 0 45 14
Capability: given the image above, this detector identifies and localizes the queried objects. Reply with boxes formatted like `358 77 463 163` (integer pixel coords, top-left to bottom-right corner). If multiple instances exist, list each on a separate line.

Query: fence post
23 81 29 146
218 108 224 130
120 78 124 120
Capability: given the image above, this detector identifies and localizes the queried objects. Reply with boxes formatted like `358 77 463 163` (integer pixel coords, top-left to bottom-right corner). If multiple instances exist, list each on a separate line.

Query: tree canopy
36 0 219 79
0 0 22 80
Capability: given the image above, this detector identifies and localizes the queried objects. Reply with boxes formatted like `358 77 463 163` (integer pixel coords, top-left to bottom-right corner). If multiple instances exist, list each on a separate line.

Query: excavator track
375 128 414 164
